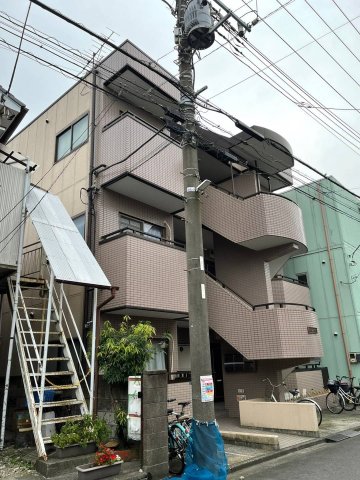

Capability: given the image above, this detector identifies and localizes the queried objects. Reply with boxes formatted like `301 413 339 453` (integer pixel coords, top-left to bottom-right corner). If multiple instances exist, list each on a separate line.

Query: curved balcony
201 187 307 253
206 274 323 360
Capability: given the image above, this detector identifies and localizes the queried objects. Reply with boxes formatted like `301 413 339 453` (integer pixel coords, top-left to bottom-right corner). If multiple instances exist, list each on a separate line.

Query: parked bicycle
167 398 191 475
262 377 323 426
326 376 360 414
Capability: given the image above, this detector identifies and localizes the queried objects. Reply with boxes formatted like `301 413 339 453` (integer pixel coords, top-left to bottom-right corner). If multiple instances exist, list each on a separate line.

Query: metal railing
253 302 315 311
100 226 186 249
168 371 191 383
273 274 308 286
21 242 45 279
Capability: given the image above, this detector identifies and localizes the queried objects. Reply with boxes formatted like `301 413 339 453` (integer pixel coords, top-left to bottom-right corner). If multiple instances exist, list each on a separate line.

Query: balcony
98 231 187 317
201 186 307 252
272 275 311 306
206 274 323 360
98 114 184 213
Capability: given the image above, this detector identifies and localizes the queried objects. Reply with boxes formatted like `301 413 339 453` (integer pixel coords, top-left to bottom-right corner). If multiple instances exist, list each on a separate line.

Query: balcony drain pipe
93 286 119 416
318 184 352 377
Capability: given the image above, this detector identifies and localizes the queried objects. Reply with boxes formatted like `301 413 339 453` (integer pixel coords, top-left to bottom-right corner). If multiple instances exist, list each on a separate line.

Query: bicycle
326 376 360 414
262 377 323 426
167 399 191 475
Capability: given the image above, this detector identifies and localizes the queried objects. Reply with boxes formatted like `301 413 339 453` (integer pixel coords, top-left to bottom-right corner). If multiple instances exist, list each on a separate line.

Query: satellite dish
184 0 215 50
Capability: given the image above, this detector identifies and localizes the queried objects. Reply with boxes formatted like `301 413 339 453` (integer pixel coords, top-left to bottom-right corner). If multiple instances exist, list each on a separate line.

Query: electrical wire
5 2 31 94
208 14 360 100
2 5 360 220
330 0 360 38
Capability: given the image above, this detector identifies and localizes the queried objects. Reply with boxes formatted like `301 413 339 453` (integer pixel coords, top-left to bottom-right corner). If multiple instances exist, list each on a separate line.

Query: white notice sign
200 375 214 403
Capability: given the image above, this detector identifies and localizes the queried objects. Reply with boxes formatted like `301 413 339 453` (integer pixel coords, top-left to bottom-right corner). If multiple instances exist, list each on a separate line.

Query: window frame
55 113 89 162
72 213 86 238
119 213 165 241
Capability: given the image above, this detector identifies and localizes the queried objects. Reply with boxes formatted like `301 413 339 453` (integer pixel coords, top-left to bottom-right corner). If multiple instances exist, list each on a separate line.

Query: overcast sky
0 0 360 192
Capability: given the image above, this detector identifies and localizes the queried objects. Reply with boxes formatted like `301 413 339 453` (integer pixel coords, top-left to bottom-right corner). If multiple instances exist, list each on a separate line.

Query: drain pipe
318 184 352 377
93 286 118 416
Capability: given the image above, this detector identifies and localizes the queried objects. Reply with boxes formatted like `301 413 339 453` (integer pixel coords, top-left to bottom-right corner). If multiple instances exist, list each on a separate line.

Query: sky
0 0 360 192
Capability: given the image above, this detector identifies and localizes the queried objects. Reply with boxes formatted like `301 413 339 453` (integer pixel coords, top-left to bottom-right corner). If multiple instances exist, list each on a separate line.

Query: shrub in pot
51 415 111 458
76 444 123 480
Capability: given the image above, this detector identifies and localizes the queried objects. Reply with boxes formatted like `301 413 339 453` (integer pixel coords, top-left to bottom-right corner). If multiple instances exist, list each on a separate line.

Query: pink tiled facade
6 40 324 416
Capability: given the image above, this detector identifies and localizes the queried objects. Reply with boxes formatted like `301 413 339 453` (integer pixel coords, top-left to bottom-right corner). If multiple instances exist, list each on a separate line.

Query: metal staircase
5 273 91 459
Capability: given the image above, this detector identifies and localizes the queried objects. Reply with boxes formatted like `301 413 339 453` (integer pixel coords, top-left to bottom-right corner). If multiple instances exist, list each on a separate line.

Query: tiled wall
98 234 187 313
206 274 323 360
97 189 174 239
219 172 258 197
272 278 311 305
214 235 273 305
201 187 306 250
167 382 192 417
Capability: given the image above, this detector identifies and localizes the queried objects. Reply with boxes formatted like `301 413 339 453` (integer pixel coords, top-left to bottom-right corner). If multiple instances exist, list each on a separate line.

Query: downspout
318 184 352 377
93 286 119 416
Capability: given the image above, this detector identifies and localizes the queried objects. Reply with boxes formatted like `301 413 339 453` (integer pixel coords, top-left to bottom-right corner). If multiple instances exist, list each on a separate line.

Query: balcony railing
273 274 307 286
168 371 191 383
100 226 185 249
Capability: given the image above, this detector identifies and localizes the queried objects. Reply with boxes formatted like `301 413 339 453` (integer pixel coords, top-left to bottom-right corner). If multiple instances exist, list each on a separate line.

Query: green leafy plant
114 405 127 429
51 415 111 448
97 316 156 384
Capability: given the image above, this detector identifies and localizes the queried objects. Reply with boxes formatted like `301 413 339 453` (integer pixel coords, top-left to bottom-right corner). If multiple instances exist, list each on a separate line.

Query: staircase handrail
205 271 254 309
49 283 91 396
9 280 42 399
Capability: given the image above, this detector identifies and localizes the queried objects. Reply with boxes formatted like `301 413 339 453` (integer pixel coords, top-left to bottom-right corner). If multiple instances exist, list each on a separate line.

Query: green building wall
283 178 360 380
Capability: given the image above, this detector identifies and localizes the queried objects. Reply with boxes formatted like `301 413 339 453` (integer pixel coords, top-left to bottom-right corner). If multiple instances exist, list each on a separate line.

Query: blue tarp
180 419 228 480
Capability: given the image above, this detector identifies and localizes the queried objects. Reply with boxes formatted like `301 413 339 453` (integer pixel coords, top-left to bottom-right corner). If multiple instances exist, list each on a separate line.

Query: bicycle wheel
326 392 344 414
297 398 323 426
170 424 188 451
343 392 356 411
169 449 185 475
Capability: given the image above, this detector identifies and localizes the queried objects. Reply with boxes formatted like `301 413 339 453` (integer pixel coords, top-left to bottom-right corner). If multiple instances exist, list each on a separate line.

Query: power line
3 5 360 220
5 2 31 94
208 14 360 100
330 0 360 38
303 0 360 68
274 0 360 92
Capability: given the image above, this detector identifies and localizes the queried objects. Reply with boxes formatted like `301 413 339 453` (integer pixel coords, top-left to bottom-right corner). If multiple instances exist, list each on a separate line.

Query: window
119 214 164 241
55 114 89 161
297 273 308 286
145 340 168 371
73 214 86 238
224 353 256 373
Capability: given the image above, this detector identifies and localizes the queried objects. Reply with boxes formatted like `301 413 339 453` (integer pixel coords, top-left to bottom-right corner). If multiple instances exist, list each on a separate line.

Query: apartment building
284 178 360 382
5 41 323 418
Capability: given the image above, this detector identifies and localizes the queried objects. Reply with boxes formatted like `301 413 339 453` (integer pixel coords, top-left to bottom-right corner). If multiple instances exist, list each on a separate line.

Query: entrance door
210 342 224 401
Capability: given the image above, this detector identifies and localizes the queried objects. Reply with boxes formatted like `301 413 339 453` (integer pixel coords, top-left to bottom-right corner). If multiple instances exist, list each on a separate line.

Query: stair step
32 385 78 391
35 399 83 408
21 331 60 335
24 343 64 347
18 307 53 310
27 357 69 362
29 371 73 376
41 415 83 425
43 437 53 445
19 318 57 322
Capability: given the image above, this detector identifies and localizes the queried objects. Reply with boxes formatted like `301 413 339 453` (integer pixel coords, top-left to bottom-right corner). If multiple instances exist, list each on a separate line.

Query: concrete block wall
142 371 168 479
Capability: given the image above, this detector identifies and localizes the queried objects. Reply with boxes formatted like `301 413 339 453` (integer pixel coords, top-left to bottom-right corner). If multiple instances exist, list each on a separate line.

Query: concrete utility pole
176 0 215 423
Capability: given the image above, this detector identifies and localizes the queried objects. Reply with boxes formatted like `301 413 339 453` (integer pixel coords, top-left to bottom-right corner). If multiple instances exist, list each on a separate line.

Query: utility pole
176 0 215 423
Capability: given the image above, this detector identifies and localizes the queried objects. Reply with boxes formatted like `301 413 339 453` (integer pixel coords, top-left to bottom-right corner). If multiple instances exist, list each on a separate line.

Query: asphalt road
231 434 360 480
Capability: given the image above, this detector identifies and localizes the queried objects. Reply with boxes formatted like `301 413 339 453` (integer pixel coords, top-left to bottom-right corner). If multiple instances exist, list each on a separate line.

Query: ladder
6 275 90 459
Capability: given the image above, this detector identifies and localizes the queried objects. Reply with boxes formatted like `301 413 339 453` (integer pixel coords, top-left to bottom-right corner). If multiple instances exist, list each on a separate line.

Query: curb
227 423 360 474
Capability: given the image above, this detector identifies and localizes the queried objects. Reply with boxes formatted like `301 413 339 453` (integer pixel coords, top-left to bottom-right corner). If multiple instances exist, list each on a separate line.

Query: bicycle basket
327 380 339 393
340 382 350 393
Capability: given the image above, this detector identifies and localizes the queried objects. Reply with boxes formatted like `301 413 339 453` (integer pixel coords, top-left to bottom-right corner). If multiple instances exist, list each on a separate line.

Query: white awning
26 187 111 288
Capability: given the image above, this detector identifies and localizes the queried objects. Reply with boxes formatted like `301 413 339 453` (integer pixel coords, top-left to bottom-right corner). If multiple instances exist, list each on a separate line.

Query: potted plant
51 415 111 458
76 444 123 480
